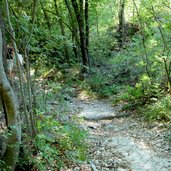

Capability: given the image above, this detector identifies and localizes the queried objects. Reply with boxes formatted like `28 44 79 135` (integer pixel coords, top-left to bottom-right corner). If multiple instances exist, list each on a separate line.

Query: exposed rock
78 101 130 120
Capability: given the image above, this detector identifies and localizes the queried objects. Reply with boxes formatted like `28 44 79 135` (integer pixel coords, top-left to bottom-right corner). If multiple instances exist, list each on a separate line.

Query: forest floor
63 89 171 171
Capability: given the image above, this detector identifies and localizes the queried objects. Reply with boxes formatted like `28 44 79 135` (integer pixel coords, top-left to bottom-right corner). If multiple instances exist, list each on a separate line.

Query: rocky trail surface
63 92 171 171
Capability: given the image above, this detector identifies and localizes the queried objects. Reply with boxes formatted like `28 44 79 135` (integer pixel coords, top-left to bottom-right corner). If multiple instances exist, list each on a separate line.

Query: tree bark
85 0 89 48
4 0 31 136
118 0 125 49
0 24 21 171
54 0 69 62
85 0 90 69
23 0 38 136
64 0 79 59
71 0 89 71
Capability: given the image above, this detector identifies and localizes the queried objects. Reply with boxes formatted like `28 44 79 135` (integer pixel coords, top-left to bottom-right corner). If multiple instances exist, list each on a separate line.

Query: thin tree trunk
71 0 89 71
149 5 166 55
64 0 79 59
118 0 125 49
85 0 89 48
96 9 99 35
148 4 171 92
163 58 171 93
85 0 90 69
23 0 38 136
54 0 69 62
133 0 150 77
40 0 51 30
0 1 8 73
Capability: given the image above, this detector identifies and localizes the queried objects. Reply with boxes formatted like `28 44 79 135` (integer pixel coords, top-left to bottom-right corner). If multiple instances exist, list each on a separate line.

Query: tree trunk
118 0 125 49
96 9 99 35
133 0 150 77
64 0 79 59
23 0 38 136
85 0 89 48
54 0 69 62
0 24 21 171
85 0 90 68
40 0 51 30
4 0 32 135
71 0 89 71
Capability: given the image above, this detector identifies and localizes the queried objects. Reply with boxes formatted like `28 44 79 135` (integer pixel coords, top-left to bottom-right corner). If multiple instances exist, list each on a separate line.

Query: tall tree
71 0 89 72
54 0 69 62
23 0 38 136
85 0 89 57
0 10 21 171
118 0 126 49
64 0 79 59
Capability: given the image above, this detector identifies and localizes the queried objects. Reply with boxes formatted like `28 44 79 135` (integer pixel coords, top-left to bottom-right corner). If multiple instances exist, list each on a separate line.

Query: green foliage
80 68 115 98
113 74 163 109
5 1 171 170
13 77 88 171
86 71 107 91
18 115 88 170
109 46 143 84
0 160 12 171
143 95 171 121
135 74 162 100
101 84 123 97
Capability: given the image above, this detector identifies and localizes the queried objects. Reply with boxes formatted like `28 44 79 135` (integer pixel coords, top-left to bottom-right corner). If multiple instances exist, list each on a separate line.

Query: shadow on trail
70 92 171 171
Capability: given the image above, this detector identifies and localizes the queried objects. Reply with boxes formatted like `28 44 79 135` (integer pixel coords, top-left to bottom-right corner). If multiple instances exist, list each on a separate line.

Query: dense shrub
16 114 88 171
143 95 171 121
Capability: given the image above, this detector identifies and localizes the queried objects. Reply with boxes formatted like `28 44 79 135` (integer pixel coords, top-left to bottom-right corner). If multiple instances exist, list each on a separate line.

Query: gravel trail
64 92 171 171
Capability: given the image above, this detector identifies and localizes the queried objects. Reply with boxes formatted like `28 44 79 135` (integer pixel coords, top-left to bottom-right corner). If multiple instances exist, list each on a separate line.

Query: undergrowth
17 115 87 171
16 78 88 171
80 54 170 123
143 95 171 121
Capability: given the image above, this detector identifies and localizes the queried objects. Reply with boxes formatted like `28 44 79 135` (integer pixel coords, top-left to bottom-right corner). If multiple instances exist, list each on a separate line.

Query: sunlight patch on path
78 101 118 120
78 101 128 120
70 95 171 171
108 136 171 171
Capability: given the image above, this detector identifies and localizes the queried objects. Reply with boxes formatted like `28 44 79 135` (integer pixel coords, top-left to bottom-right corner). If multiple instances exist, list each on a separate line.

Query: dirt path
68 92 171 171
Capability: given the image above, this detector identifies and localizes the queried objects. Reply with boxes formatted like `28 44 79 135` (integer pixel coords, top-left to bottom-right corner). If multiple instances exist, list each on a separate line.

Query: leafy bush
17 114 88 171
143 95 171 121
86 73 106 91
113 74 163 109
79 69 107 96
15 79 88 171
101 84 123 97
